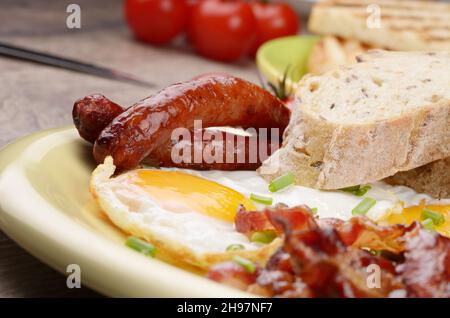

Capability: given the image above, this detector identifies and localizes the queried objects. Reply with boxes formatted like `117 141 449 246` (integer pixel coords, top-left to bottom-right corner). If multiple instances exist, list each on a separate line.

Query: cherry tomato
188 0 257 62
125 0 188 45
250 1 300 56
184 0 199 41
185 0 199 10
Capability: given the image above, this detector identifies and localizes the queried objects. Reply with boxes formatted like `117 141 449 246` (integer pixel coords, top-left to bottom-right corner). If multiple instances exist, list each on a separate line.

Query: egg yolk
380 204 450 237
131 170 256 222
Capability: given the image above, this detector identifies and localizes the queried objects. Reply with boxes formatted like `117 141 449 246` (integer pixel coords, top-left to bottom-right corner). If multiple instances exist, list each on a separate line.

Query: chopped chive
125 236 156 257
250 230 277 244
311 207 318 215
352 197 377 216
369 249 380 256
250 193 273 205
233 256 256 273
421 209 445 226
226 244 245 252
268 172 295 192
421 218 435 232
341 184 372 196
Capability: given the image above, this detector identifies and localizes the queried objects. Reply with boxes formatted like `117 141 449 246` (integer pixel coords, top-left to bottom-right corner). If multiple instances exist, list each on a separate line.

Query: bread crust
385 158 450 199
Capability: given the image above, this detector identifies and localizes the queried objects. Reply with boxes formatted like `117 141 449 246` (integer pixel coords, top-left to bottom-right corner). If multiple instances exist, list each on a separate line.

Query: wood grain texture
0 0 258 297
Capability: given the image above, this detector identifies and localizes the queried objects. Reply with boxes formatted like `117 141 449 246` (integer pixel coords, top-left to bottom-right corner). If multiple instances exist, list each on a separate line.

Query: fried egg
90 157 280 270
91 157 450 270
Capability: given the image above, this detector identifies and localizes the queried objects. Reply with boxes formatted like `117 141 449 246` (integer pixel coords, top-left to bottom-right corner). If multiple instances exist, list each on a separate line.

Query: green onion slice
250 230 277 244
421 218 435 232
125 236 156 257
233 256 256 273
250 193 273 205
341 184 372 196
421 209 445 226
311 207 318 215
352 197 377 215
268 172 295 192
226 244 245 252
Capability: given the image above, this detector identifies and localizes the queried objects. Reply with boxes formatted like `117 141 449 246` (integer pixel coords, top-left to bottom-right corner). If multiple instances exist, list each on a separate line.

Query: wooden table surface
0 0 259 297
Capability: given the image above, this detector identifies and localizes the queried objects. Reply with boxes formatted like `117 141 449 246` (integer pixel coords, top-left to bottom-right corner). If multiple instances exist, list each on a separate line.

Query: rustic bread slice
258 50 450 190
308 0 450 51
385 158 450 199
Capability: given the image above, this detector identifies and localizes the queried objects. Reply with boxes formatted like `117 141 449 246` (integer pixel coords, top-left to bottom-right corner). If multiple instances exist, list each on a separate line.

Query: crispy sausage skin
73 94 124 143
93 75 290 171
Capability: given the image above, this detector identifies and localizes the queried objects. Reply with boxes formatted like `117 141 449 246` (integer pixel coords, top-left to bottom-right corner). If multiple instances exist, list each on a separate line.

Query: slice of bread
385 158 450 199
259 50 450 190
306 37 449 198
308 0 450 51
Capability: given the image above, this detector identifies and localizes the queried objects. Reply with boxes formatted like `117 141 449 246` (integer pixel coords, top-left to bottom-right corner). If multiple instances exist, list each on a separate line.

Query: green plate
256 35 320 94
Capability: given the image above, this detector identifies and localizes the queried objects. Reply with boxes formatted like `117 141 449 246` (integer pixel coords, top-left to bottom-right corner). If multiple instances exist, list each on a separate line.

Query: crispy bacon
398 226 450 297
235 205 411 253
335 217 413 253
209 205 450 298
206 261 258 291
234 204 314 237
235 204 275 237
269 214 405 298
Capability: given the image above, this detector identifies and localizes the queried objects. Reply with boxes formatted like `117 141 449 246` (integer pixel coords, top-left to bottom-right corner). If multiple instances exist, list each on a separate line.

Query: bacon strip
209 205 450 298
398 226 450 297
235 205 411 253
234 205 314 237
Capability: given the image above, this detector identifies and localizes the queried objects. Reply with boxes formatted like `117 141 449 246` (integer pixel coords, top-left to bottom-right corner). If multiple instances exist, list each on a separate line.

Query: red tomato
125 0 188 45
250 1 300 56
185 0 199 10
188 0 257 62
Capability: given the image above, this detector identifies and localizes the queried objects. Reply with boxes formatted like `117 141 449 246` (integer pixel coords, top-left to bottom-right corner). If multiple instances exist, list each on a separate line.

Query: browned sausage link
73 94 280 169
73 94 124 143
146 129 282 170
94 75 290 171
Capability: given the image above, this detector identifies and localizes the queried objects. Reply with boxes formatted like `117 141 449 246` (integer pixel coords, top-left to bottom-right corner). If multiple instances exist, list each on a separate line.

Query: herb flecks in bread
259 50 450 190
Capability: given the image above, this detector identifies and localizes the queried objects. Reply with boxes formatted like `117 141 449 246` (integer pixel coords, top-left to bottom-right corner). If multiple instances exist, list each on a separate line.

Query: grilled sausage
73 94 124 143
73 93 281 170
73 76 289 171
93 75 289 171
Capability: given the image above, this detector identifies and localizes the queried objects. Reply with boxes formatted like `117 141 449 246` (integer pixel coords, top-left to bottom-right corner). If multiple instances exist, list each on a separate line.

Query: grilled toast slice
308 0 450 51
307 36 369 75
